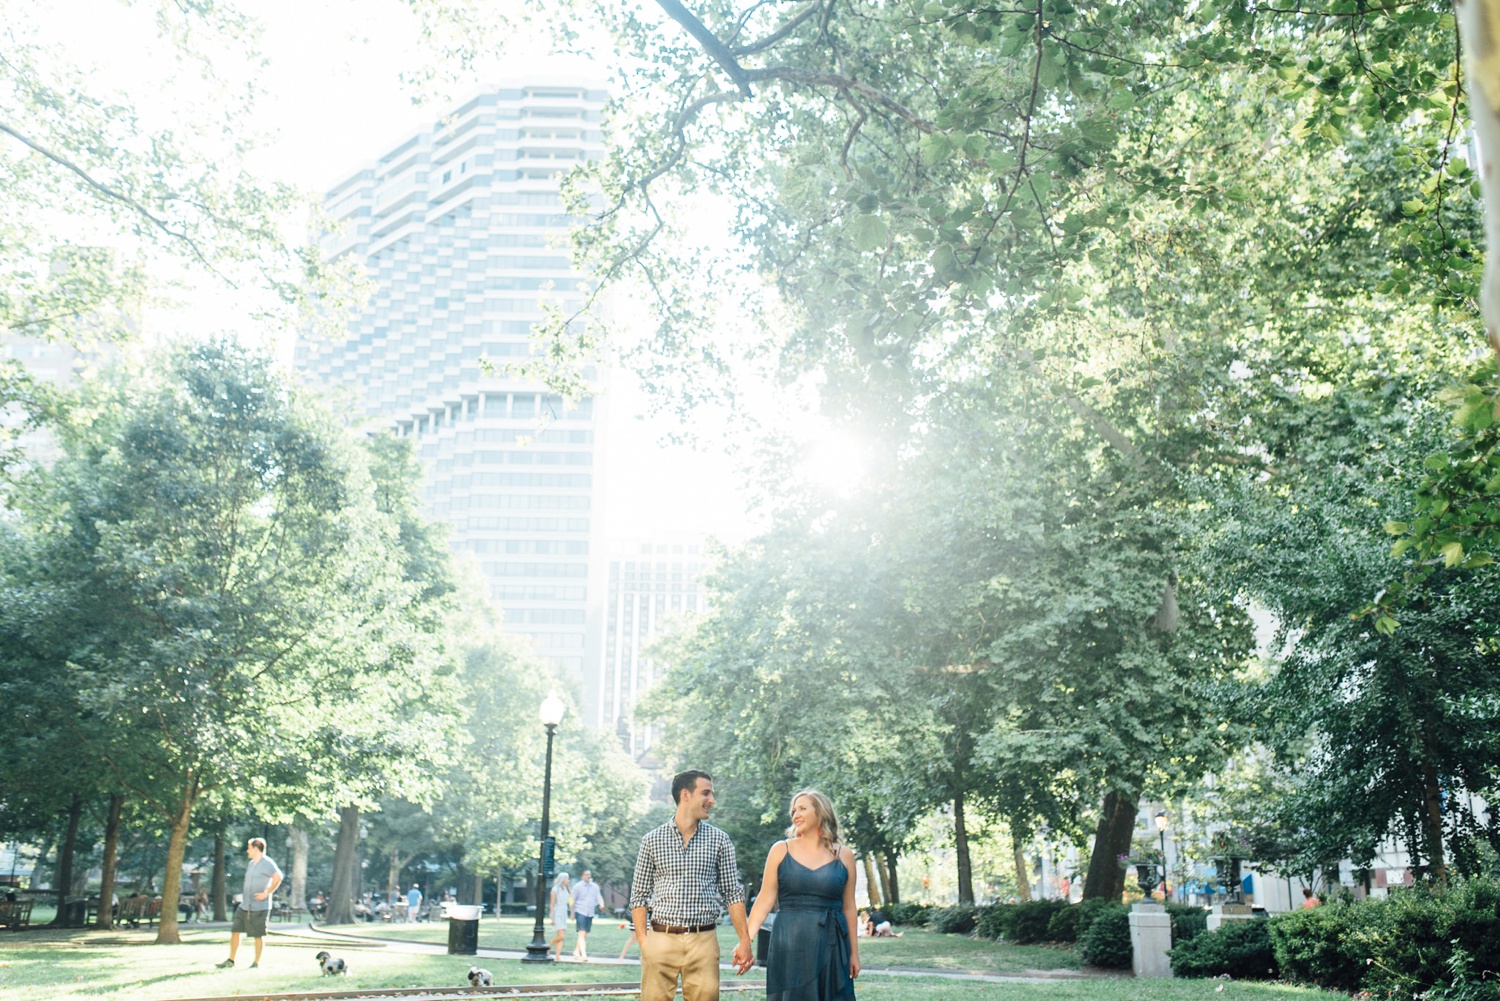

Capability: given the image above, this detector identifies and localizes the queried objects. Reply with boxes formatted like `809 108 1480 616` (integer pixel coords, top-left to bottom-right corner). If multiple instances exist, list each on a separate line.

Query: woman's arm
840 847 860 978
746 842 786 938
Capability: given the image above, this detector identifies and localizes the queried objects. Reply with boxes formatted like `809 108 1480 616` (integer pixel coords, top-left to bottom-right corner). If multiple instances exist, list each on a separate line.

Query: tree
5 338 447 942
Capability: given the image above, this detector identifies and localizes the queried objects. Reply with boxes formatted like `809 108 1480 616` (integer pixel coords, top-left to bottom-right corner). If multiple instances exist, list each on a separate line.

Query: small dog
315 950 349 975
468 966 494 987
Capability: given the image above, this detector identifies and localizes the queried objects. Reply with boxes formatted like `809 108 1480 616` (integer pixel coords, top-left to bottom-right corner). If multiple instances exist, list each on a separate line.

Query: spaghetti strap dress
766 852 856 1001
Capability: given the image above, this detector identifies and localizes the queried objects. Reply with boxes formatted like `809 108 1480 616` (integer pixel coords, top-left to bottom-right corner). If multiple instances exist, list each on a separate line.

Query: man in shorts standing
630 769 753 1001
216 838 282 969
570 869 603 961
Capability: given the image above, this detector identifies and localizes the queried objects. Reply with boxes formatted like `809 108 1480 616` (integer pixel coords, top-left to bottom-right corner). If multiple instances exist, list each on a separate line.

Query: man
215 838 282 969
570 869 604 961
630 769 753 1001
407 884 423 922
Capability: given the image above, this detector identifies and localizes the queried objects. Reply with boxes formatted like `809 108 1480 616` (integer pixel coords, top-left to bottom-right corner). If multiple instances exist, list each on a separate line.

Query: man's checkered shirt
629 820 744 926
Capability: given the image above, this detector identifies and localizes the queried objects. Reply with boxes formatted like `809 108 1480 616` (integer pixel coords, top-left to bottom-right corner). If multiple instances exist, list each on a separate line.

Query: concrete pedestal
1206 902 1255 932
1129 901 1173 978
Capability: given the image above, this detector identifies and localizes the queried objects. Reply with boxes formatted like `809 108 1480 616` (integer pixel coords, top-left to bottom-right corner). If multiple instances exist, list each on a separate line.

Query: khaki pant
640 928 720 1001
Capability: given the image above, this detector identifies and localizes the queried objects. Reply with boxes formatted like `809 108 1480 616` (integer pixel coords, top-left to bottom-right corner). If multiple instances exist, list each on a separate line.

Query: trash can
445 903 482 955
756 911 776 968
60 898 88 928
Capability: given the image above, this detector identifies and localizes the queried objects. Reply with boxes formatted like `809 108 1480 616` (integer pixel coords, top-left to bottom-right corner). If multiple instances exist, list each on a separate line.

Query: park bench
118 896 160 928
0 899 33 930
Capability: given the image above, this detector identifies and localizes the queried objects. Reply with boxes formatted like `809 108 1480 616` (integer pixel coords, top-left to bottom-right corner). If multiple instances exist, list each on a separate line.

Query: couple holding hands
630 769 859 1001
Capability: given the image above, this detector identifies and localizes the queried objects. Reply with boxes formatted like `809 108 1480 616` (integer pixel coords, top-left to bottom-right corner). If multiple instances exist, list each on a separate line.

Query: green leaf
1441 541 1465 568
1374 616 1399 636
1383 521 1407 536
852 215 888 252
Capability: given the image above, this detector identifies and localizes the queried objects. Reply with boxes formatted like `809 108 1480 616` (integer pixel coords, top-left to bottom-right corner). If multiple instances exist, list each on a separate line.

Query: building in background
296 82 608 684
597 537 712 758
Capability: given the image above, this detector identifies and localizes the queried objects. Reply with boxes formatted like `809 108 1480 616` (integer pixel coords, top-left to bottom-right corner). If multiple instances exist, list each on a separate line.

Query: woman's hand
850 953 861 979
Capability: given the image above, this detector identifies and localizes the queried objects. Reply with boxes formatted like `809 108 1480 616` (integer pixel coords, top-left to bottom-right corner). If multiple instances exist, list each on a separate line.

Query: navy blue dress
766 851 856 1001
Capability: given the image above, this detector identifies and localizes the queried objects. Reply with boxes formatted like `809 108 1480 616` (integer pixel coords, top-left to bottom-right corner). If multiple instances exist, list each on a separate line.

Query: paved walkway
272 922 1101 984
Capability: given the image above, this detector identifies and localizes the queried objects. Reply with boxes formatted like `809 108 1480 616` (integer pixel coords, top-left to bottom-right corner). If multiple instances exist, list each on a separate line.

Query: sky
39 0 762 544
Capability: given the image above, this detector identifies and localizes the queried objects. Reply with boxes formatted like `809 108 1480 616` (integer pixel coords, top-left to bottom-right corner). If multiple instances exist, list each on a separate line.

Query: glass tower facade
296 83 607 682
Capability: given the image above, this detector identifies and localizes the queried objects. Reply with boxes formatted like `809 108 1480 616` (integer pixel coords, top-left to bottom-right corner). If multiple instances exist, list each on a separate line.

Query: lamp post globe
1154 811 1170 901
523 694 566 963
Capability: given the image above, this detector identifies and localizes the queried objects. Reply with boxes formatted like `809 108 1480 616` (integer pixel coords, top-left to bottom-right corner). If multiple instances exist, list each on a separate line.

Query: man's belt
650 921 717 934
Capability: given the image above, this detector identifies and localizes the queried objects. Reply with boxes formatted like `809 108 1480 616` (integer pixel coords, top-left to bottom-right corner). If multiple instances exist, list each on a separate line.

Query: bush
1079 904 1132 968
883 901 932 927
926 904 979 935
1165 902 1208 944
1046 904 1082 943
1005 899 1069 943
1169 919 1278 980
1073 898 1116 941
975 903 1012 941
1269 902 1368 993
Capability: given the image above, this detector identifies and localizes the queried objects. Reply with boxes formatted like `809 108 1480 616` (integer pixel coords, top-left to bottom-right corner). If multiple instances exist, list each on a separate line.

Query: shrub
1073 898 1116 941
884 901 932 927
1046 904 1082 943
1005 899 1068 943
926 904 979 935
975 903 1012 941
1165 902 1208 944
1269 902 1367 993
1079 904 1132 968
1169 919 1278 980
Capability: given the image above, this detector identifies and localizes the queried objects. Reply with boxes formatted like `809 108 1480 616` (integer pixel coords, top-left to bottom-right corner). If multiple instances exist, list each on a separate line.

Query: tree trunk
1421 759 1450 884
467 872 483 906
880 853 900 904
154 790 195 944
290 826 309 912
1013 838 1033 902
48 794 82 925
326 806 361 924
212 828 228 922
1082 789 1139 901
95 793 124 931
861 855 882 908
953 789 974 905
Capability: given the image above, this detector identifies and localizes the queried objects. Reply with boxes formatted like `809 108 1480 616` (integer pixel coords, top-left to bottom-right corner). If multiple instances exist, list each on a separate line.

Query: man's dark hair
672 769 713 805
248 837 267 852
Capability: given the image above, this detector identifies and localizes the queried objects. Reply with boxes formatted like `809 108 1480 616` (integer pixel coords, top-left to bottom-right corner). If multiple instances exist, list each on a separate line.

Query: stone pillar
1129 901 1173 978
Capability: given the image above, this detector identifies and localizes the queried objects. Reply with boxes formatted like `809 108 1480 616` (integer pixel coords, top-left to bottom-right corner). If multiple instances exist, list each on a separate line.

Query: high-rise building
296 82 608 682
597 537 712 759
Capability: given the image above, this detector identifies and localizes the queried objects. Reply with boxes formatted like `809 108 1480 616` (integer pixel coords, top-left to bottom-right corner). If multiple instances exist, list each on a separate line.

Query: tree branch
732 0 824 55
654 0 756 95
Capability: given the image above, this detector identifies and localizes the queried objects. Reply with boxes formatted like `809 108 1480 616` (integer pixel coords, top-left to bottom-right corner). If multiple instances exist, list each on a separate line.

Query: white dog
468 966 494 986
315 950 349 975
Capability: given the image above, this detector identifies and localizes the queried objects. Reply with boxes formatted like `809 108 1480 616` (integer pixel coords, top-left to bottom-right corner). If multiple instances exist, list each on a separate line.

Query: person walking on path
630 769 754 1001
216 838 282 969
747 790 860 1001
548 872 572 960
570 869 603 961
406 884 423 922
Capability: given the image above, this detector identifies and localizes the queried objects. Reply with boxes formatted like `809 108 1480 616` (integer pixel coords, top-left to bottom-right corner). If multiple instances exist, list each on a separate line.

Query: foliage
974 903 1011 942
1078 904 1132 969
996 899 1068 944
1043 898 1117 945
925 904 980 936
1270 880 1500 996
1164 903 1207 945
884 902 932 926
1169 919 1277 980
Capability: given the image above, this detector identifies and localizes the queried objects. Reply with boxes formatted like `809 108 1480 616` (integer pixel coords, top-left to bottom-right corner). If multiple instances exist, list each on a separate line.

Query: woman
548 872 572 960
747 790 860 1000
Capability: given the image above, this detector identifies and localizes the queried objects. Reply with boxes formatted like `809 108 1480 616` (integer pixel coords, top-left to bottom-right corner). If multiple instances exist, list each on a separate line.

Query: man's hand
253 891 268 901
731 939 754 975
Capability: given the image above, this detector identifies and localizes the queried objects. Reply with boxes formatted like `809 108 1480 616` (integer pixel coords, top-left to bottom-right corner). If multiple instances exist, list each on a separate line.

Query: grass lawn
0 924 1338 1001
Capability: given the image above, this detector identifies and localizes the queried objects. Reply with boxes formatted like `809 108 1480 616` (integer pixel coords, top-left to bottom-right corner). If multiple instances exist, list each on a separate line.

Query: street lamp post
1154 811 1170 901
523 693 567 964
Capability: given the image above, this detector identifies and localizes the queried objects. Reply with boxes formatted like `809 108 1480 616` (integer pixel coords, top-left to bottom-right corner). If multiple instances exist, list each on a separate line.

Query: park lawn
333 917 1081 975
0 925 1339 1001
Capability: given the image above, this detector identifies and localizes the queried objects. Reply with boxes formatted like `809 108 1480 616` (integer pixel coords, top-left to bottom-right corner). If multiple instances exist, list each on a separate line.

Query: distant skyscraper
597 537 711 758
296 82 608 682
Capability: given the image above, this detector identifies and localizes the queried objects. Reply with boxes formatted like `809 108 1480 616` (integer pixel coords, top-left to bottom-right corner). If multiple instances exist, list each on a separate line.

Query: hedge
1169 919 1277 980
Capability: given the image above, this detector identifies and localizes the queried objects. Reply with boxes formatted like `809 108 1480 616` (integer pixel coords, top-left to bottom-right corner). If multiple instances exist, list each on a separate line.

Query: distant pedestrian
216 838 283 969
549 872 572 960
1301 888 1320 908
571 870 603 961
407 884 423 922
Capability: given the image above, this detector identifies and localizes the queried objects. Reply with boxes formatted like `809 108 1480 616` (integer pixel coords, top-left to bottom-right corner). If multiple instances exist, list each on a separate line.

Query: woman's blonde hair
785 789 841 850
555 872 570 889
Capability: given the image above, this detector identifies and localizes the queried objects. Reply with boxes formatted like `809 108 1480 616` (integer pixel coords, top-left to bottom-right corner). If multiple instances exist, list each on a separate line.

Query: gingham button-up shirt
629 820 744 926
